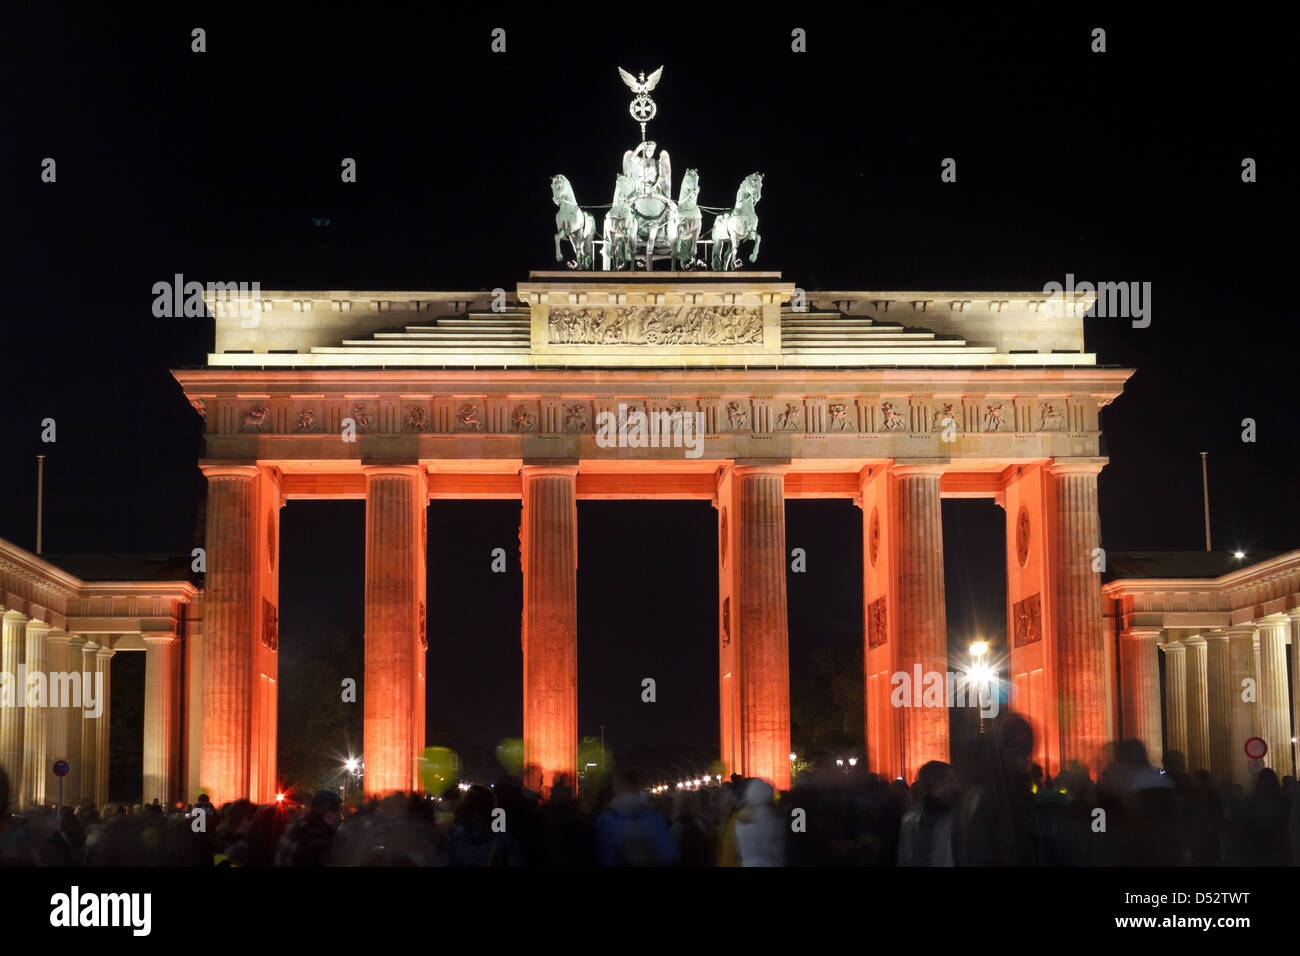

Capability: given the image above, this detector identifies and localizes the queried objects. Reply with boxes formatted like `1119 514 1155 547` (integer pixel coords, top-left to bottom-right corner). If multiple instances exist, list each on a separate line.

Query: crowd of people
2 715 1298 866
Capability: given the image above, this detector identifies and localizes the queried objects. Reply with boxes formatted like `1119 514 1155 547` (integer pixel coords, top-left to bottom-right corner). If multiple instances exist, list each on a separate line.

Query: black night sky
2 8 1289 789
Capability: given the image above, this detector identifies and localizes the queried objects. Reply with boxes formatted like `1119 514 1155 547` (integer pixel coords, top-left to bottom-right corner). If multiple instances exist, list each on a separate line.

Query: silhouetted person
444 785 524 866
596 770 676 866
898 760 957 866
275 791 342 866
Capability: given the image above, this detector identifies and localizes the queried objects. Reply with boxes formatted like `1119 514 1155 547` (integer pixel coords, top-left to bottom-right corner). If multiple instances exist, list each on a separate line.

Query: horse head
551 174 575 206
679 169 700 204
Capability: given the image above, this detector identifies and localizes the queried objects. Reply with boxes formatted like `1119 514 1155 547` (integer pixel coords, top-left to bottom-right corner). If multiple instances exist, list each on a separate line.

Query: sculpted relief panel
547 306 763 346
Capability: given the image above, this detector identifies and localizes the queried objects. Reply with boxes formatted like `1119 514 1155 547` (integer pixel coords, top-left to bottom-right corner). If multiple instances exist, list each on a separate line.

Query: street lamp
969 641 990 734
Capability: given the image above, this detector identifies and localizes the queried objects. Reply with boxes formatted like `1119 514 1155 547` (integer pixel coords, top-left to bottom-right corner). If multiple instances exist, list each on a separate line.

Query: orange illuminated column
199 464 281 805
142 631 179 803
1047 460 1110 777
858 465 899 780
520 464 578 796
1119 627 1163 769
893 465 949 781
363 465 429 797
731 464 791 790
715 468 741 777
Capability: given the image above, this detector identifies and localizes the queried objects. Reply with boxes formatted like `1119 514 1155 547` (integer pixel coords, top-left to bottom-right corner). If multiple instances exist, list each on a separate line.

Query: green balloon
421 746 460 796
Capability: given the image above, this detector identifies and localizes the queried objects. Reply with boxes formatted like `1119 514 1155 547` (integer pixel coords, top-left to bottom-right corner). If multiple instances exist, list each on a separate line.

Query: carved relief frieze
454 402 483 432
261 598 278 651
826 400 857 432
563 402 590 432
881 400 908 432
776 401 803 431
547 306 762 346
404 405 429 431
511 402 538 431
1016 506 1031 568
349 404 373 432
867 596 888 647
983 402 1009 431
724 400 751 432
1038 401 1066 431
1013 593 1042 648
931 401 958 432
242 405 269 432
295 408 318 432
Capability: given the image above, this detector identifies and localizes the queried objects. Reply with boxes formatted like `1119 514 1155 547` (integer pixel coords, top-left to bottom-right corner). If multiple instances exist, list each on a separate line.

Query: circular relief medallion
869 507 880 567
267 511 276 571
1016 506 1031 568
720 508 728 568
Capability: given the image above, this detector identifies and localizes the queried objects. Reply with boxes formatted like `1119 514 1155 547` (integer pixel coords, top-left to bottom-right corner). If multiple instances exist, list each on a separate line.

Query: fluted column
1184 636 1210 772
21 619 51 806
1290 609 1300 778
1205 631 1233 782
893 465 947 780
1257 615 1293 778
363 465 428 797
1226 626 1257 786
520 465 579 795
199 465 259 805
93 646 113 805
734 464 791 790
1119 627 1163 767
1160 642 1188 764
0 610 27 801
44 629 70 806
143 633 178 804
64 635 86 805
80 640 100 806
1048 461 1109 777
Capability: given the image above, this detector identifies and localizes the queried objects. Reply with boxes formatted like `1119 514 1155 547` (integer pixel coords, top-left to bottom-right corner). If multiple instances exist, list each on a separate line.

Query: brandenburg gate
173 273 1131 802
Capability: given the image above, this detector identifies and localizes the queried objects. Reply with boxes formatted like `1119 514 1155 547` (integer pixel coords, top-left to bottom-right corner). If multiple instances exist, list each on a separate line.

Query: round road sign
52 760 70 777
1244 737 1268 760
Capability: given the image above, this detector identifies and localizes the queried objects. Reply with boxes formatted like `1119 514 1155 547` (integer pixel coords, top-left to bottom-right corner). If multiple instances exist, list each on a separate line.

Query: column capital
1255 613 1291 629
1121 626 1163 641
1227 623 1258 638
199 463 260 480
890 462 946 478
94 646 116 660
3 609 28 624
142 632 178 645
1048 458 1108 477
1286 607 1300 621
1202 628 1230 643
520 463 579 479
46 628 70 645
25 619 51 638
1158 641 1186 655
733 462 790 478
361 462 427 476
